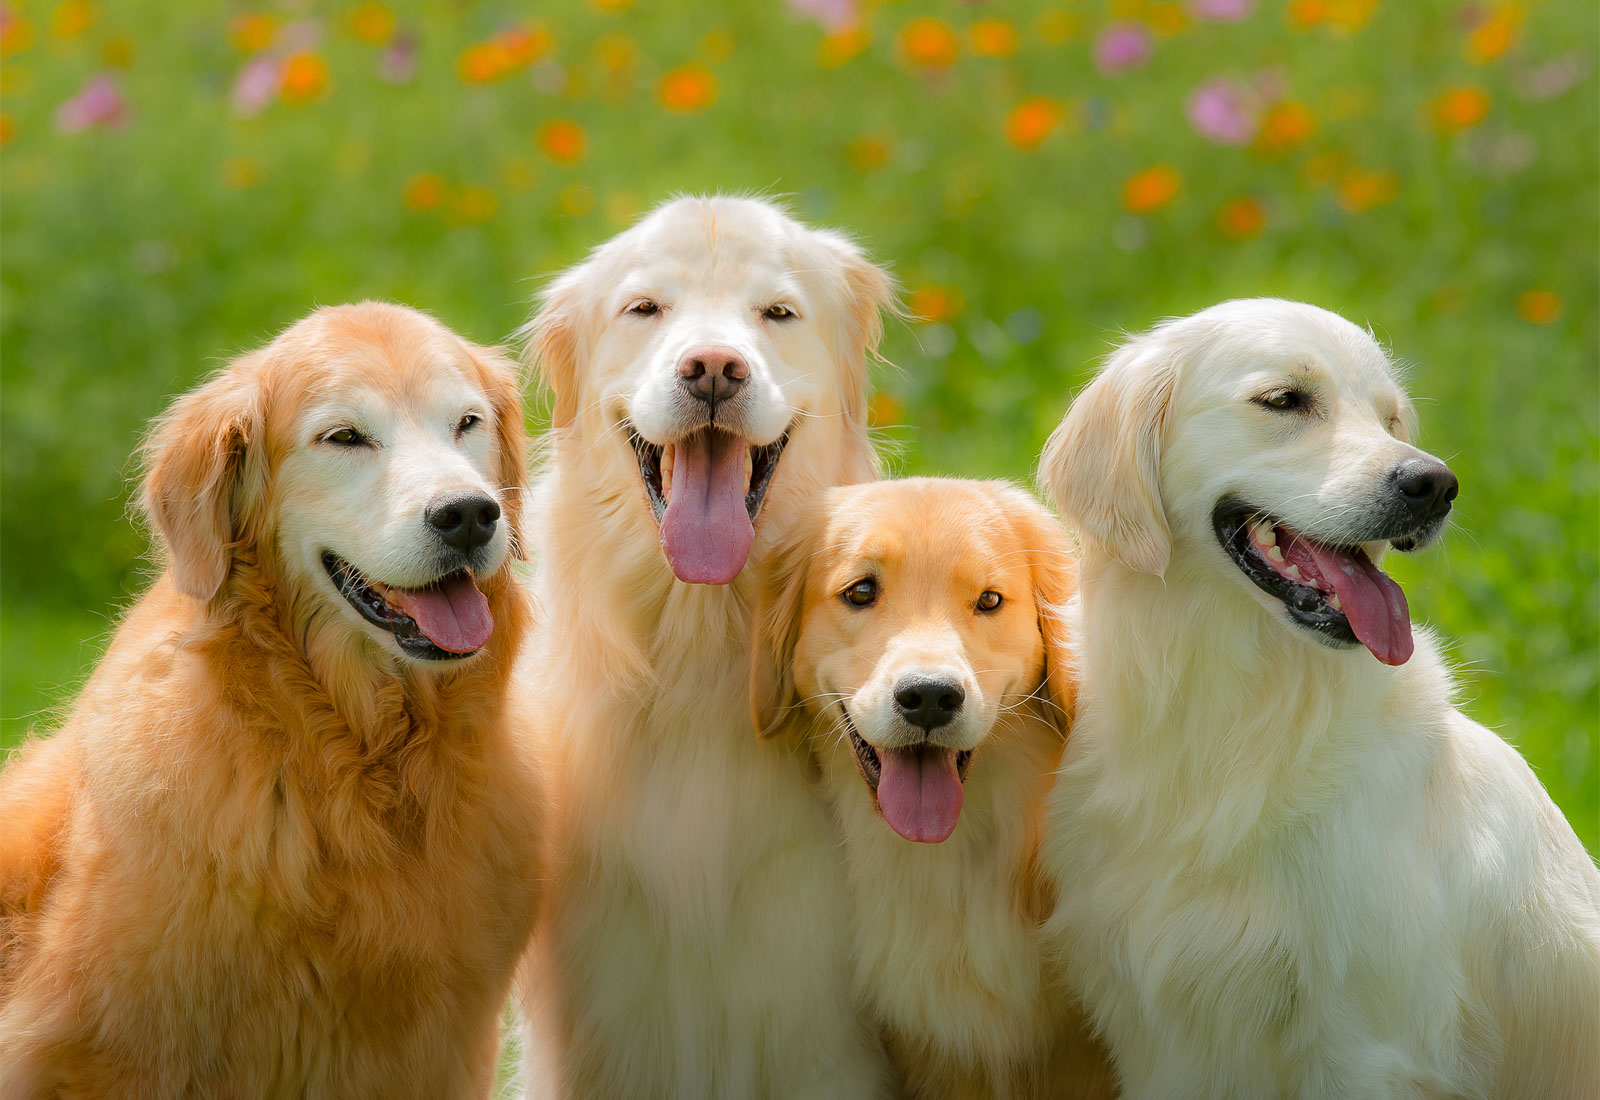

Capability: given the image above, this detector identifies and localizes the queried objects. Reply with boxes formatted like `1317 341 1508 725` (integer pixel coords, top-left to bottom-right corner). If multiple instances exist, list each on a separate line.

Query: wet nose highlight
426 490 500 552
676 344 750 409
1394 458 1459 521
894 676 965 732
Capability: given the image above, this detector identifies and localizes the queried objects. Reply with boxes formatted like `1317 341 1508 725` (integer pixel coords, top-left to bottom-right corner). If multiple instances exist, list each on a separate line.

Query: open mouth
1213 500 1414 666
627 424 789 585
843 707 972 845
321 552 493 661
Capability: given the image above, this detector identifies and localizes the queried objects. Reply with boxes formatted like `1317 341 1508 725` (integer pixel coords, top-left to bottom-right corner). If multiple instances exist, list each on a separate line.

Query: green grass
2 0 1595 861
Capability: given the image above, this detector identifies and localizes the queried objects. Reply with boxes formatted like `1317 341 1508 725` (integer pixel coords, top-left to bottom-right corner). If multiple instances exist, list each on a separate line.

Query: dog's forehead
622 217 794 295
274 332 485 428
821 481 1025 583
1190 307 1399 399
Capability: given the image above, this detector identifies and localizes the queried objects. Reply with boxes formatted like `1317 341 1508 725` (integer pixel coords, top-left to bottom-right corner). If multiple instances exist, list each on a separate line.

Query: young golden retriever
751 478 1117 1100
0 303 543 1098
1039 299 1600 1099
514 196 898 1098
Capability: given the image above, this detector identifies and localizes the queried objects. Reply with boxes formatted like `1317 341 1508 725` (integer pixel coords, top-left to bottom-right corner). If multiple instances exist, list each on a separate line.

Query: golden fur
0 303 543 1099
752 478 1117 1100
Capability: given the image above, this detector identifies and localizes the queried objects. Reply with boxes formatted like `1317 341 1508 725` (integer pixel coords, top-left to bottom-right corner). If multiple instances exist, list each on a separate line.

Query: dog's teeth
1267 545 1285 564
661 445 674 502
1328 594 1343 611
1286 564 1302 581
1252 521 1276 547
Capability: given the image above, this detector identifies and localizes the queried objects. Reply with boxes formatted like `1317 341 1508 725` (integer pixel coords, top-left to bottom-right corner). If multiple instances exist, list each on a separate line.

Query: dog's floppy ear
749 526 814 740
138 356 266 603
1004 490 1079 736
814 230 900 428
524 267 585 429
1040 336 1178 576
467 342 531 559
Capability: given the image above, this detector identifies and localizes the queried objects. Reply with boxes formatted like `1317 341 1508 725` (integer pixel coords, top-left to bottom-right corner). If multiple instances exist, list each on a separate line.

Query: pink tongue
1291 540 1413 666
389 574 494 654
875 745 964 844
659 429 754 585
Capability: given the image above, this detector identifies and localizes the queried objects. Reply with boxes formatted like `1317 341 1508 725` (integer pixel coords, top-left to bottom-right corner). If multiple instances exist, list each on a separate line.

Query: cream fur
514 196 898 1099
1038 298 1600 1099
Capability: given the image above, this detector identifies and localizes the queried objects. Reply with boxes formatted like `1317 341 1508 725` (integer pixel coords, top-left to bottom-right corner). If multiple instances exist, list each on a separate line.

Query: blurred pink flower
379 33 416 84
1189 0 1253 21
1187 79 1255 144
786 0 858 33
231 56 280 117
55 75 129 133
1095 23 1151 74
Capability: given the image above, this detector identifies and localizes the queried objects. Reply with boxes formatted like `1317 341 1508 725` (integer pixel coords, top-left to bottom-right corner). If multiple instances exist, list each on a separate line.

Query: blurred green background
1 0 1595 859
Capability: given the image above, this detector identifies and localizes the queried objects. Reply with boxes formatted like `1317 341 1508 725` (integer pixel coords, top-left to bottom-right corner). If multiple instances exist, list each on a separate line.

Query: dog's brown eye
976 590 1002 612
627 299 661 316
762 304 796 321
1258 390 1307 411
456 413 480 435
323 427 367 447
842 578 878 607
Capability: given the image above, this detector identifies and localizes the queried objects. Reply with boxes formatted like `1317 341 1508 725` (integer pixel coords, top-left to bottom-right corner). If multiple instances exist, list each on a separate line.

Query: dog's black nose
426 491 500 552
894 676 964 732
677 344 749 410
1393 458 1458 521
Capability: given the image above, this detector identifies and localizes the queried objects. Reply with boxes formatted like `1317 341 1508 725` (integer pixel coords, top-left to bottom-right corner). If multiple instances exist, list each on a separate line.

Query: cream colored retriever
515 196 897 1098
752 477 1118 1100
0 303 542 1098
1039 298 1600 1099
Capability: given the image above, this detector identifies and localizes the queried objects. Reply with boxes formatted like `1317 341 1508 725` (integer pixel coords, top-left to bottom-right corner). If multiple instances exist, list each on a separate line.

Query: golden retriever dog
1038 298 1600 1099
0 303 543 1099
512 195 898 1099
751 478 1118 1100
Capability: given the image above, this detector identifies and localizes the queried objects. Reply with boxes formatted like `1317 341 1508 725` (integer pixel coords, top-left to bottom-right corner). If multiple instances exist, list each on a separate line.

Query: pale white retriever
515 196 897 1098
1038 298 1600 1099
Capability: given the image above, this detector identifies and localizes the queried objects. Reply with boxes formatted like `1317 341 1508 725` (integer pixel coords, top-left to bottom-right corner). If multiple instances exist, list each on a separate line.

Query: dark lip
841 706 973 793
320 551 477 661
626 423 790 526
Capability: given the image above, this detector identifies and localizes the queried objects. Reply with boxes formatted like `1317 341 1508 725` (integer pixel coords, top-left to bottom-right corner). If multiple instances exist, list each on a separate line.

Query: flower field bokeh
1 0 1595 851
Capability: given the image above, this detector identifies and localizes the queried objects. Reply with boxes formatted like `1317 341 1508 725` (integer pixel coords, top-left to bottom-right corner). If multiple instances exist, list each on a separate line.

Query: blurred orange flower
1515 288 1562 325
899 17 959 70
538 119 586 163
1216 196 1265 238
592 0 634 10
221 157 264 190
458 42 511 84
1123 165 1181 213
1144 2 1189 36
404 172 447 212
969 19 1019 58
869 391 904 426
1286 0 1327 30
1431 85 1490 132
1336 168 1397 212
1256 101 1316 151
658 64 717 112
228 13 276 54
1037 10 1080 44
1006 97 1064 150
51 0 96 39
280 53 330 104
1466 6 1522 64
909 285 959 324
1 11 33 57
846 135 892 171
1326 0 1377 32
450 185 499 225
496 23 551 68
0 113 13 145
349 2 395 46
818 27 870 68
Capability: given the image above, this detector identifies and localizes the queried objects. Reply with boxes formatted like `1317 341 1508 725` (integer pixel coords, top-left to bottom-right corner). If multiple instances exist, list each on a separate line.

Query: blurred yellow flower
969 19 1019 58
1036 10 1080 44
1110 0 1147 19
605 191 642 226
221 157 264 190
846 134 892 171
1216 196 1265 238
560 182 596 216
538 119 586 163
1122 165 1181 213
458 42 512 84
403 172 447 212
102 34 134 67
1515 288 1562 325
592 0 635 10
909 285 959 323
1299 150 1344 189
818 27 870 68
0 113 13 145
700 29 735 64
898 17 959 70
1431 85 1490 133
1286 0 1328 30
658 64 717 112
1326 0 1377 33
228 13 276 54
869 391 904 426
450 185 499 225
1466 6 1522 64
501 157 537 192
1 13 33 57
1336 167 1397 212
1006 97 1064 151
1144 2 1189 36
349 3 395 46
51 0 97 40
1256 100 1316 151
280 53 330 104
597 33 639 74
